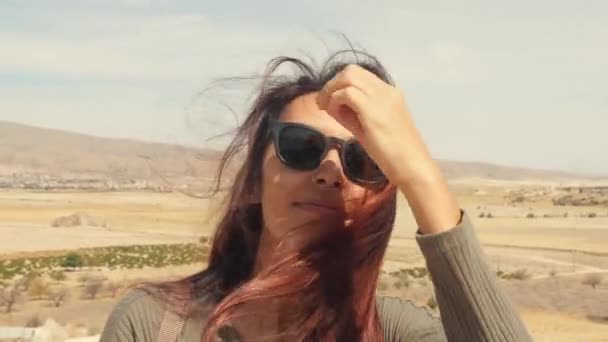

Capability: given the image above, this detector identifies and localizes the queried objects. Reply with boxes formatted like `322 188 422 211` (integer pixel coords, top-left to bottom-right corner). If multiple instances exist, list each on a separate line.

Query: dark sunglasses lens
343 142 385 183
277 125 325 170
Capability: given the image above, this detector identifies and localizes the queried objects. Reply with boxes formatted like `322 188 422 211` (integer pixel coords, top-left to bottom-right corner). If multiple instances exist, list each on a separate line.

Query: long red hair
136 47 398 341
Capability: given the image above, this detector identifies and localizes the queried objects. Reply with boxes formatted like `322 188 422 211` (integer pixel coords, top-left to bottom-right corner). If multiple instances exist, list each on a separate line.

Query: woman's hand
315 64 430 188
316 64 461 234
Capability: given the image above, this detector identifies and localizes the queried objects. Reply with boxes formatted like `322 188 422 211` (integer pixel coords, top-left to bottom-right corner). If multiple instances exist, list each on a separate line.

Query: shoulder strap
157 308 185 342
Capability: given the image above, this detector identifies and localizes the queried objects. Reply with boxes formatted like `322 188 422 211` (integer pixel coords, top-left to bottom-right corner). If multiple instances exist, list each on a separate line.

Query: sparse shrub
549 270 557 277
49 270 66 282
24 313 44 327
582 273 602 291
87 327 101 335
426 297 438 310
26 270 42 279
77 273 92 285
15 271 42 292
478 212 485 218
106 281 123 298
417 268 428 278
564 212 568 218
0 286 22 313
48 286 70 307
496 271 504 278
508 269 531 280
27 277 49 300
526 213 535 219
61 252 84 269
400 278 411 289
377 279 389 292
588 212 597 218
486 212 493 218
13 277 28 292
83 278 105 299
389 267 430 290
390 269 415 290
1 243 209 281
397 267 428 279
513 196 526 203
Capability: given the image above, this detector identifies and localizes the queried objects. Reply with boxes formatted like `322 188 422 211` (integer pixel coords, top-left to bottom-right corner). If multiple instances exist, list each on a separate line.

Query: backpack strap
157 308 185 342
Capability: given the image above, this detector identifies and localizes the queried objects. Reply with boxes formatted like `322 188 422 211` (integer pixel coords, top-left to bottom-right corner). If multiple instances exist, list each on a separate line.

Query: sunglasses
269 121 387 185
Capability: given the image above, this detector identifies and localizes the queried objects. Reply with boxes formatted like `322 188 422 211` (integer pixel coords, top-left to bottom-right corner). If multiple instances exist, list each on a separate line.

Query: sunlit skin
254 64 462 273
254 93 371 271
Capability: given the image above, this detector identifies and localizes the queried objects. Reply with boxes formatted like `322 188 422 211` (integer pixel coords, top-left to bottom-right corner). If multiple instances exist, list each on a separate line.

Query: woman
100 48 532 341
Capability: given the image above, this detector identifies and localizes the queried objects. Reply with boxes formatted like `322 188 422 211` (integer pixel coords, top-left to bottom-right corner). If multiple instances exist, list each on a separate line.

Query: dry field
0 190 219 256
1 183 607 341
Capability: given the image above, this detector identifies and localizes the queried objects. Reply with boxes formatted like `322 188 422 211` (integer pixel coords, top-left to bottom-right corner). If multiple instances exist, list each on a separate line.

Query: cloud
120 0 150 6
0 11 309 80
1 1 607 174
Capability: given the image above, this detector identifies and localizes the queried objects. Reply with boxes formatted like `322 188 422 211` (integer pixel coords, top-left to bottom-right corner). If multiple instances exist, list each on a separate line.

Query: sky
1 0 607 175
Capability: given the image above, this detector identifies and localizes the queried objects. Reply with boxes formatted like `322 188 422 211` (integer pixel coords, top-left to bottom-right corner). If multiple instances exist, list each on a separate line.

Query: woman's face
259 92 374 245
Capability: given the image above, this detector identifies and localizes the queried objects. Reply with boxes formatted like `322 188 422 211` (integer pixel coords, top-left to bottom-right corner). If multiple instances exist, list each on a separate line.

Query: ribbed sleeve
414 210 532 342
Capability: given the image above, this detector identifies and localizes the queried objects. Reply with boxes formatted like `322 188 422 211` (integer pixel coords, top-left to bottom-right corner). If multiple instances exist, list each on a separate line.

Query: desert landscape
1 121 607 341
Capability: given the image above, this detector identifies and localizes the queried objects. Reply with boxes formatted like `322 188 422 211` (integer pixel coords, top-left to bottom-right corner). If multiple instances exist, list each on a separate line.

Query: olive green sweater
99 211 532 341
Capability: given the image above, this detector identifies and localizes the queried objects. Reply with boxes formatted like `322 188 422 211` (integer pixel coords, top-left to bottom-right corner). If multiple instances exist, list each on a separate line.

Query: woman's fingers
317 65 384 110
325 86 368 138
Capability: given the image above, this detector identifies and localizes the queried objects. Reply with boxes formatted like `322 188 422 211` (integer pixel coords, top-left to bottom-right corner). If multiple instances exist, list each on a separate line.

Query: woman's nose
312 149 345 188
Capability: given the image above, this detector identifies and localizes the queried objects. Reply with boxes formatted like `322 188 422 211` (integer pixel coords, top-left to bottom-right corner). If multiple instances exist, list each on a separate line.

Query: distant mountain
436 160 604 182
0 120 603 184
0 120 222 183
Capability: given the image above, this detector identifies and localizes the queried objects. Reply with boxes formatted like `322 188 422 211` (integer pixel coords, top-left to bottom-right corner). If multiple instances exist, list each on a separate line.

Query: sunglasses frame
269 120 386 185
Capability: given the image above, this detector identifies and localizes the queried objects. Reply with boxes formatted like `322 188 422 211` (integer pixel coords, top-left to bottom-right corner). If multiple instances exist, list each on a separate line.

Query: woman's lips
293 201 343 215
